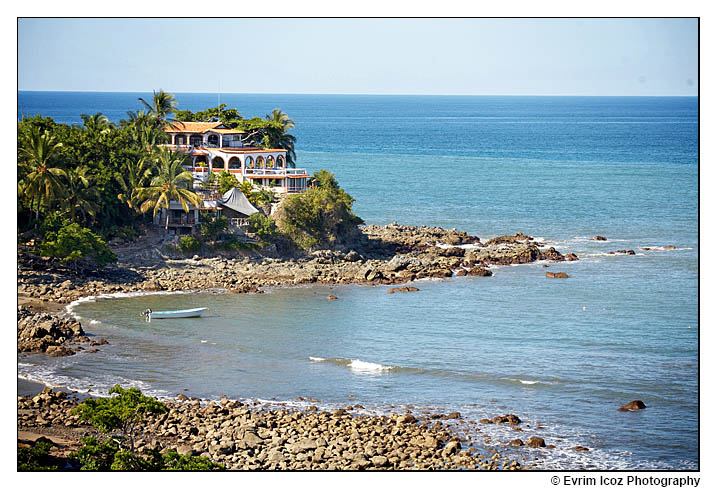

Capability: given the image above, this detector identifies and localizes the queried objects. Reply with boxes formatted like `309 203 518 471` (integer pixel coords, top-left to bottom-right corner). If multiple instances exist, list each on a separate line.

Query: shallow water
17 93 698 469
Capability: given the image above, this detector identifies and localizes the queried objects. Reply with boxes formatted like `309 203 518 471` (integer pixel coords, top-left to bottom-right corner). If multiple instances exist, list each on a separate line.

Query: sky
18 18 698 95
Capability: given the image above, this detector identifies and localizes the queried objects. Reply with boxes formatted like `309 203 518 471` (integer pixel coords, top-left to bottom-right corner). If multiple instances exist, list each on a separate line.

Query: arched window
194 156 208 167
256 156 265 169
228 157 241 169
245 156 254 168
277 156 285 168
212 157 225 169
266 156 275 169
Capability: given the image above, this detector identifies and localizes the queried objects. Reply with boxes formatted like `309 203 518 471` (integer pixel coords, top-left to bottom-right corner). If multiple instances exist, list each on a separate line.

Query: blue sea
17 92 698 470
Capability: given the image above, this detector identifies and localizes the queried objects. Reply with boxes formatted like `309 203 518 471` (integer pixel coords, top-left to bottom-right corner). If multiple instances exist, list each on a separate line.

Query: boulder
508 439 524 447
539 247 564 261
45 345 75 357
618 400 646 412
565 253 579 261
573 446 590 451
485 233 533 245
492 414 521 425
467 266 492 277
387 286 419 294
371 455 389 467
546 272 568 279
176 444 195 456
327 295 338 301
397 414 417 424
526 436 546 448
443 440 461 455
608 250 636 255
591 235 608 241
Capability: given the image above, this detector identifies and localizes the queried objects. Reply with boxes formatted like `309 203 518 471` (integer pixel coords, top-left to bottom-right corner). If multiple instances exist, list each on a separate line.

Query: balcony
245 168 309 176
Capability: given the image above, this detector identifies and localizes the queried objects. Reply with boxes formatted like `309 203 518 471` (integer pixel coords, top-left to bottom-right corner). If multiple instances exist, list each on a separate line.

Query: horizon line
17 89 698 97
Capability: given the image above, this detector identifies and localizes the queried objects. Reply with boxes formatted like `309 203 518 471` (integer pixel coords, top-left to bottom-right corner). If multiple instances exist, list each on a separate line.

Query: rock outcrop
17 306 102 356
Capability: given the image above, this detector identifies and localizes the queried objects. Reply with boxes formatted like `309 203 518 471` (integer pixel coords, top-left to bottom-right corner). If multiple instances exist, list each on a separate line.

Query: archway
277 155 285 168
228 157 241 170
245 156 254 168
212 156 225 170
266 156 275 169
256 156 265 169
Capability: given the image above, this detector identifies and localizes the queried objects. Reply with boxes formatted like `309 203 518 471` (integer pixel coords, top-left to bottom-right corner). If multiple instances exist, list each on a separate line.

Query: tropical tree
136 148 202 230
265 109 297 167
18 128 67 224
138 89 178 124
121 109 167 149
116 157 153 213
63 166 100 224
81 113 114 134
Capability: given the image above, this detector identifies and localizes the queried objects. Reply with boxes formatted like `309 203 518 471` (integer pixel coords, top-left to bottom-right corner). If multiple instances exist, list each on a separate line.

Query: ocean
17 92 699 470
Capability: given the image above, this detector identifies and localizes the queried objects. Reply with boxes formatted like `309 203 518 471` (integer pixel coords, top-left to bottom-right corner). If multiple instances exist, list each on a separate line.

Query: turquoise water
17 93 698 469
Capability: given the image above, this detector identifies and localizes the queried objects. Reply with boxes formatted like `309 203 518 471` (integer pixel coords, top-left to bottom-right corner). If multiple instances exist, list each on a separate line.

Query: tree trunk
165 209 169 230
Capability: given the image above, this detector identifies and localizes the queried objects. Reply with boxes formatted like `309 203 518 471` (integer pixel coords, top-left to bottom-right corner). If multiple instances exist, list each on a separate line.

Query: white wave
348 359 394 373
201 340 208 343
309 356 326 362
89 320 101 325
519 380 539 385
17 363 174 400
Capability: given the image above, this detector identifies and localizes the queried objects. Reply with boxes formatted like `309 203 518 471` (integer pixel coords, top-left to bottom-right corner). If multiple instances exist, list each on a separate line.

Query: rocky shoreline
18 387 548 470
18 223 578 305
18 223 580 470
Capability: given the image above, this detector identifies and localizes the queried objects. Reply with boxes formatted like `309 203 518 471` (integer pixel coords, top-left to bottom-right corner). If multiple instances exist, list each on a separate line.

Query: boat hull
150 307 207 319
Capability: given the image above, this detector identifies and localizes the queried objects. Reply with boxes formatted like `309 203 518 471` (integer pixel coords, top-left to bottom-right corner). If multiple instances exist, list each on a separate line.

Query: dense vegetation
70 385 223 470
18 437 59 471
17 90 299 265
275 170 363 250
18 90 360 261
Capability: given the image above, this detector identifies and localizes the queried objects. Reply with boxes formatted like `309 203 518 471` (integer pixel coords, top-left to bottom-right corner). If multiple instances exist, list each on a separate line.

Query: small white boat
142 307 207 319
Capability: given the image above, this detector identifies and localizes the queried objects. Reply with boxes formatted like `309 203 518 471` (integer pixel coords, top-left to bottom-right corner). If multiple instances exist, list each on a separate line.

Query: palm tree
116 157 153 212
265 109 297 168
81 113 114 134
267 109 295 132
64 166 100 224
136 148 202 230
18 128 67 224
122 109 167 149
138 89 178 124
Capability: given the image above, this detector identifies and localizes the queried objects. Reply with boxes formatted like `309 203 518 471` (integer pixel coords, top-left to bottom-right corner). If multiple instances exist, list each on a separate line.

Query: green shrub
71 436 121 471
39 222 117 267
275 170 363 250
70 385 223 471
247 213 277 241
154 450 224 470
178 235 202 254
199 212 228 240
18 437 58 471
